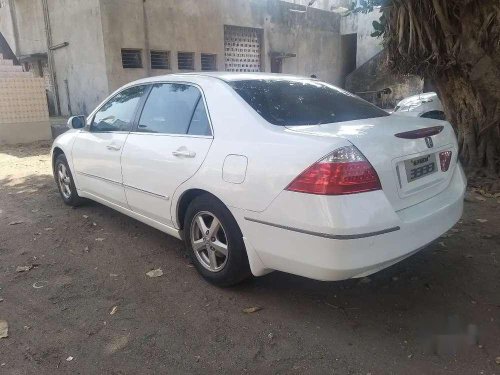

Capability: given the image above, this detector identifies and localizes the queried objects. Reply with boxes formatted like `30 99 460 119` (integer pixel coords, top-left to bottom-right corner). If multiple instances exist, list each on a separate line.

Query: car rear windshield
228 79 389 126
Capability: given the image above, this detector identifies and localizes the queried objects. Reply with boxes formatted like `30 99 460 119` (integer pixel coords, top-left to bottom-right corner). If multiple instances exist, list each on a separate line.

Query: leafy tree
350 0 500 177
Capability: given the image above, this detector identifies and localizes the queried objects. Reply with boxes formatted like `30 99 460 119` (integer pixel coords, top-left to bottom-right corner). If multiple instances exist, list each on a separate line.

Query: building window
121 49 142 68
177 52 194 70
150 50 170 70
201 54 217 71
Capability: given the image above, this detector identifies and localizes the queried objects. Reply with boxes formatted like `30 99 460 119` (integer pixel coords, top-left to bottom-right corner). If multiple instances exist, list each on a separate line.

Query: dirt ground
0 142 499 375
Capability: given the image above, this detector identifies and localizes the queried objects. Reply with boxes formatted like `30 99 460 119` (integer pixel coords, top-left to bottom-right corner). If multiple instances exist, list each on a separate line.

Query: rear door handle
172 149 196 158
106 144 121 151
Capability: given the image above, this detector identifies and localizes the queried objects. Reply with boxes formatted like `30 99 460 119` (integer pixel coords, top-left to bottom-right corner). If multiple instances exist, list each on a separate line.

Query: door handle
106 144 121 151
172 149 196 158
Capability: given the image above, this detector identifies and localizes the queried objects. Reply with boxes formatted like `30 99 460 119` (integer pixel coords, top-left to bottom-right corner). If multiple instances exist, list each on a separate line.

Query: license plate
404 153 437 182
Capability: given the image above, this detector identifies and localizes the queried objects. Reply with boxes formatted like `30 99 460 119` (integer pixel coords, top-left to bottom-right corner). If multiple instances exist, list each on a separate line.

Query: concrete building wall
341 8 383 68
265 1 341 82
284 0 350 11
100 0 343 92
0 0 18 54
8 0 46 56
46 0 109 116
354 10 383 68
285 1 385 70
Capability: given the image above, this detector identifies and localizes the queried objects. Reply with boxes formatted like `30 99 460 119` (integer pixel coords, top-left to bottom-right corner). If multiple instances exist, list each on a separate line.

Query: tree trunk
434 5 500 177
435 67 500 177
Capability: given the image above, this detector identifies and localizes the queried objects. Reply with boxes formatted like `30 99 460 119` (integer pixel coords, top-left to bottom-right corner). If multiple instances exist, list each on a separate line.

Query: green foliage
371 14 386 37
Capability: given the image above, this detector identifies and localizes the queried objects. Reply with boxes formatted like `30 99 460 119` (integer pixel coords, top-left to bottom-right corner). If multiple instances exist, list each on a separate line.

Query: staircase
0 57 26 77
0 54 51 145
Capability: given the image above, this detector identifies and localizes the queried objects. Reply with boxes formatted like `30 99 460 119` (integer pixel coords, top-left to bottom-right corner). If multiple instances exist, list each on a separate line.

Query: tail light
286 146 382 195
439 151 452 172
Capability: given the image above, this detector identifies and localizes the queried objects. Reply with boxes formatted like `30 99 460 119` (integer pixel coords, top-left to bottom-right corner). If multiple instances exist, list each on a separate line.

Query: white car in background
393 92 446 120
51 73 466 286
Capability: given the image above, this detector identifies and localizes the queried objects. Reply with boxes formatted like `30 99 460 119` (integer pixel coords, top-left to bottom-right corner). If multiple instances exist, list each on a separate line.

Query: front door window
91 85 147 132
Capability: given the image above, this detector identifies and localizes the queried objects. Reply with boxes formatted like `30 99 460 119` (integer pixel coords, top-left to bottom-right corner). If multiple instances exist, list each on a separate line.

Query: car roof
126 72 316 87
175 72 312 82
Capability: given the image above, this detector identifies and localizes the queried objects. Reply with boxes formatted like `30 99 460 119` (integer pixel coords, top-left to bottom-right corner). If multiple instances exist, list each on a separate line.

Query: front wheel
184 194 251 286
54 154 84 207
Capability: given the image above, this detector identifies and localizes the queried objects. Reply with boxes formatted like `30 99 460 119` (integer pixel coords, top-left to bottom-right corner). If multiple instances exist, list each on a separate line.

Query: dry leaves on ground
0 320 8 338
16 265 34 273
146 269 163 278
242 306 262 314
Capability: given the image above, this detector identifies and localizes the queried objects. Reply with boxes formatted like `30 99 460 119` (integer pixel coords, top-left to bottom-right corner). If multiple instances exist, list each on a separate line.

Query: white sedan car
52 73 466 286
393 92 445 120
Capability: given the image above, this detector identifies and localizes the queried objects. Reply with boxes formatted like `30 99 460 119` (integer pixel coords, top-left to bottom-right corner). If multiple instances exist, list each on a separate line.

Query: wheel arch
176 188 224 230
52 146 65 174
175 187 270 278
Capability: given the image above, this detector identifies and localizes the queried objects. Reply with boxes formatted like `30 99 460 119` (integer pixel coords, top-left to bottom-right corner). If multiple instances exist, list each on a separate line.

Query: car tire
184 194 252 287
54 154 85 207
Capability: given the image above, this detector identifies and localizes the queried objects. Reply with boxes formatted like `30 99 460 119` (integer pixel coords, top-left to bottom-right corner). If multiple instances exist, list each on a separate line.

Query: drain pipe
142 0 151 76
41 0 61 116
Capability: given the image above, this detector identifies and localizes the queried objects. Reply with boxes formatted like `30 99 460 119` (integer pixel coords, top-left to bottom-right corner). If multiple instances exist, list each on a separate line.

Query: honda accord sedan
51 73 466 286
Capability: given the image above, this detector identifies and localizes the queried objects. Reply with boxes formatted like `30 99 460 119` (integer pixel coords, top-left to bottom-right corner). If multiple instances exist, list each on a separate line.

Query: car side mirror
67 116 85 129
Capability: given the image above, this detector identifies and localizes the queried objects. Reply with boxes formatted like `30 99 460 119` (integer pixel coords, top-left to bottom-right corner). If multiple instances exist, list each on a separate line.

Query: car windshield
228 79 389 126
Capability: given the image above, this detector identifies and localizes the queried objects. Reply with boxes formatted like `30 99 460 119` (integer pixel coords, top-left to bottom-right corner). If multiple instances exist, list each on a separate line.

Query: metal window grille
224 25 262 72
201 54 217 71
150 50 170 70
177 52 194 70
121 49 142 68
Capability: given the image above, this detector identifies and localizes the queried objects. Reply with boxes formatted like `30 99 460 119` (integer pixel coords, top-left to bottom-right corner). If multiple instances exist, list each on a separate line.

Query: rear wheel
184 194 251 286
54 154 84 207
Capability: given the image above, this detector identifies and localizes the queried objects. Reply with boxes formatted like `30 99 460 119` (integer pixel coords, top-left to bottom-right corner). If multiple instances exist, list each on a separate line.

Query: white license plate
404 154 437 182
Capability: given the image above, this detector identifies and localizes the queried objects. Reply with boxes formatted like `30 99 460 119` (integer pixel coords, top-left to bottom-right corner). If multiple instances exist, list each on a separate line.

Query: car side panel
122 134 213 226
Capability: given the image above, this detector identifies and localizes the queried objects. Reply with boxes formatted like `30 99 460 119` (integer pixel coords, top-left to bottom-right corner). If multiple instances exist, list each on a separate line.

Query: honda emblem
425 136 434 148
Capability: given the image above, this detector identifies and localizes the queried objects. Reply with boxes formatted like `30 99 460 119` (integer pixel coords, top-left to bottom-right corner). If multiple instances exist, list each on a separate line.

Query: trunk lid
286 115 459 211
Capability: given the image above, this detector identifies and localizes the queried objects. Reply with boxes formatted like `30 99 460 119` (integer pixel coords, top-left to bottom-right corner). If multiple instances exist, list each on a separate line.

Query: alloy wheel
190 211 229 272
57 163 72 199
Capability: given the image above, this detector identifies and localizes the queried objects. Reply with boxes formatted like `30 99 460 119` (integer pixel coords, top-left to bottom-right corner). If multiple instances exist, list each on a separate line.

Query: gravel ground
0 142 499 375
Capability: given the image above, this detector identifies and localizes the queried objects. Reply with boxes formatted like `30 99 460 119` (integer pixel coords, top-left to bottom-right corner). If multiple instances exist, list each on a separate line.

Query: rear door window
187 98 211 136
138 83 204 134
228 79 388 126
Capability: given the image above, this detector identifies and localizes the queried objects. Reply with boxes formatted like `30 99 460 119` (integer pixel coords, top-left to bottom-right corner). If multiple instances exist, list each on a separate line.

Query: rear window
228 79 388 126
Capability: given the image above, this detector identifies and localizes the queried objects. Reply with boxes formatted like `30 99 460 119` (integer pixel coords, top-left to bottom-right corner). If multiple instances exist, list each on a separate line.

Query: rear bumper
237 164 466 281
